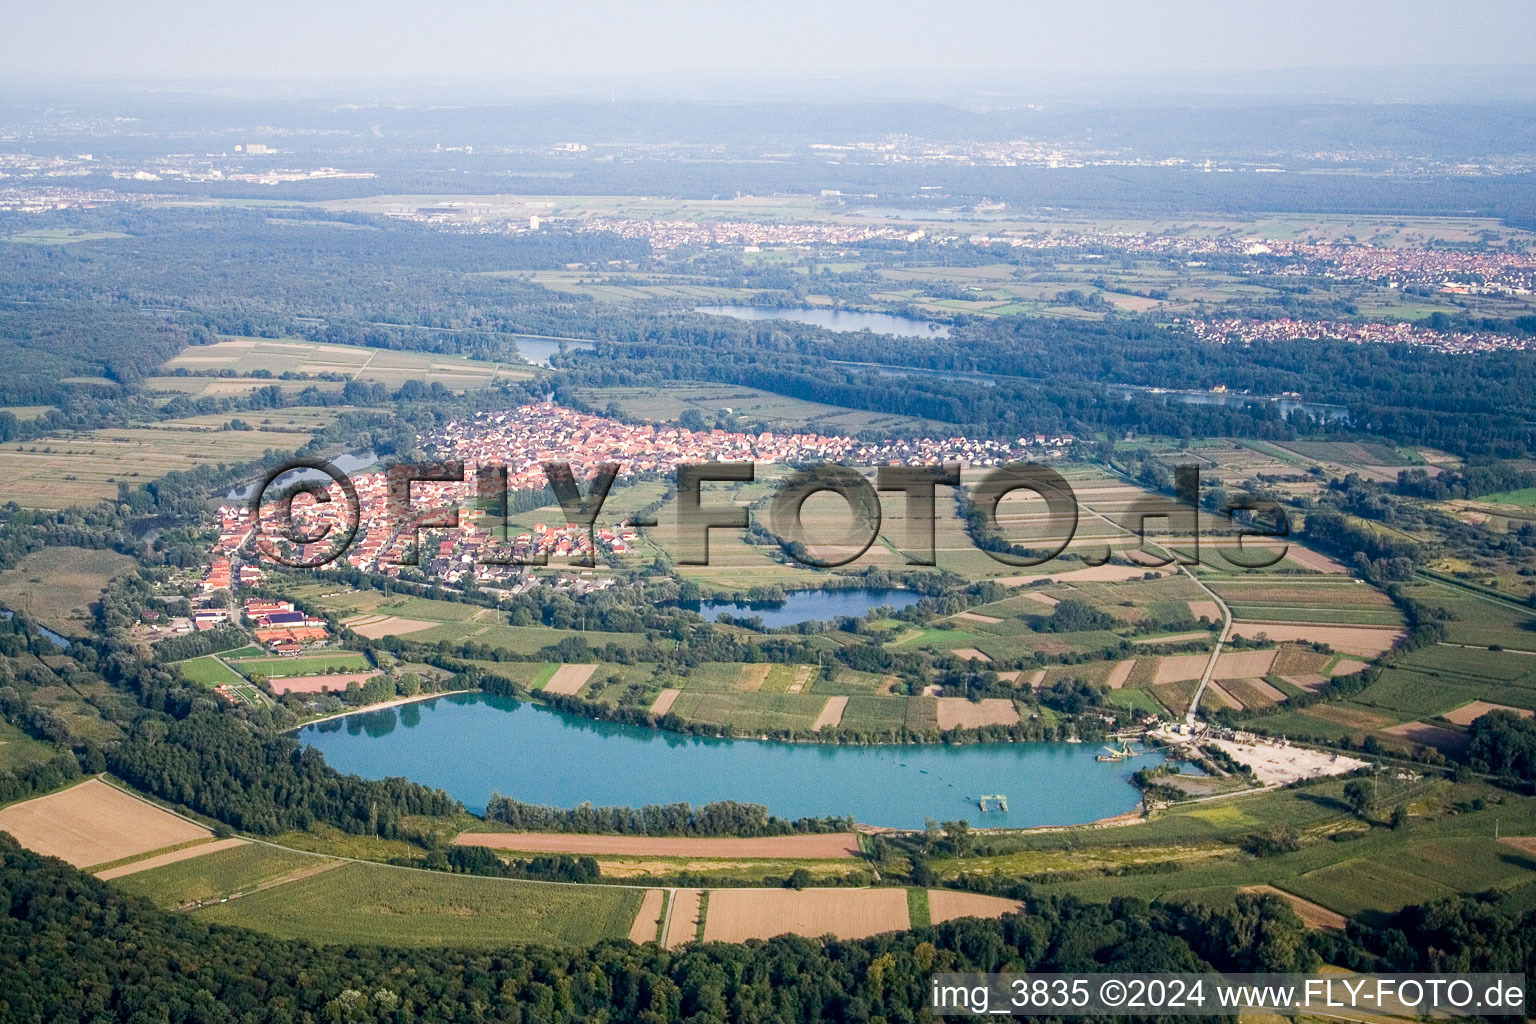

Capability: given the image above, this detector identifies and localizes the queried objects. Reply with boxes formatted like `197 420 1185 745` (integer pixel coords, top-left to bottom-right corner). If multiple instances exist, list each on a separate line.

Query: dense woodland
6 830 1535 1024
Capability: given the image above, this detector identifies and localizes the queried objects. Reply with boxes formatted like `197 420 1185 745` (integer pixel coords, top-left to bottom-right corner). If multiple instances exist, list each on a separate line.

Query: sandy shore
289 689 475 730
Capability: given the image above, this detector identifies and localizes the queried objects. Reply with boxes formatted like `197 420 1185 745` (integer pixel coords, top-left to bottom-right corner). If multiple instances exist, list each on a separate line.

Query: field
454 831 861 858
157 336 535 395
312 591 651 655
0 546 138 636
927 890 1026 924
700 887 910 942
95 838 249 880
267 672 379 694
577 382 947 436
0 779 209 868
111 842 333 905
194 861 643 947
628 889 666 943
0 719 58 770
175 655 246 686
227 652 373 676
0 412 327 506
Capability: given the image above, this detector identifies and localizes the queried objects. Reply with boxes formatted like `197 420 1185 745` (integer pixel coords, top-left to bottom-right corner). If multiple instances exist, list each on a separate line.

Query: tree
942 820 973 858
1390 804 1408 830
1343 778 1373 818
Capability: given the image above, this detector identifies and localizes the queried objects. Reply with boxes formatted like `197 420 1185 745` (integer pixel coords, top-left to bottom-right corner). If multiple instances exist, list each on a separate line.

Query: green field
0 719 58 770
194 861 642 947
1481 487 1536 507
228 653 374 676
113 843 323 907
175 655 247 686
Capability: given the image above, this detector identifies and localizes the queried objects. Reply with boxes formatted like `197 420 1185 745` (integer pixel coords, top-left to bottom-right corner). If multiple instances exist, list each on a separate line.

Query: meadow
194 861 644 947
112 842 322 907
157 336 535 395
0 413 328 506
0 546 137 636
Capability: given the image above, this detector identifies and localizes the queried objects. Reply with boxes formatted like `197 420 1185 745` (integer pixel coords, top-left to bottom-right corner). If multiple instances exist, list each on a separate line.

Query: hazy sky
7 0 1535 83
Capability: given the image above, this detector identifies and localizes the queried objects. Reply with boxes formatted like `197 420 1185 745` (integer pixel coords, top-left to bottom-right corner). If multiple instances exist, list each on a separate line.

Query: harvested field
649 688 680 715
628 889 666 944
1282 674 1329 691
94 838 247 880
736 664 771 691
927 890 1024 924
814 696 849 730
935 697 1019 730
0 779 209 868
1330 658 1371 676
1005 564 1165 585
1023 592 1060 607
665 889 702 948
1443 701 1534 726
950 648 992 663
1284 547 1349 574
1222 677 1287 707
702 887 909 942
1204 682 1242 710
1232 624 1402 657
454 832 861 859
1382 721 1469 752
1501 836 1536 857
269 672 376 694
1104 659 1137 689
1241 885 1345 931
1132 631 1208 645
953 611 1001 624
1153 654 1210 685
1214 649 1277 679
1188 601 1222 621
347 616 437 638
542 664 598 696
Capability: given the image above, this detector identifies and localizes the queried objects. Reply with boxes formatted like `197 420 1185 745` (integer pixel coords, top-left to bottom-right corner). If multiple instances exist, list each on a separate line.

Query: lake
696 305 949 338
684 587 924 627
513 335 595 367
298 693 1144 828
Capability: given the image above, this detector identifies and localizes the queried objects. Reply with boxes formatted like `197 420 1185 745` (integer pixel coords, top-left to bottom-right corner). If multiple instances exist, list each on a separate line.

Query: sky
6 0 1536 85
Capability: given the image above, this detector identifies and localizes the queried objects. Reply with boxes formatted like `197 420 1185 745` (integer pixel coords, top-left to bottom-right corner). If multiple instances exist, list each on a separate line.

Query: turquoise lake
683 587 925 627
299 692 1143 828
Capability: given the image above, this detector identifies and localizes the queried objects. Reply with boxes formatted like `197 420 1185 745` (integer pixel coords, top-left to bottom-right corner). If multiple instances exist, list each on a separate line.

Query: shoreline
287 689 475 731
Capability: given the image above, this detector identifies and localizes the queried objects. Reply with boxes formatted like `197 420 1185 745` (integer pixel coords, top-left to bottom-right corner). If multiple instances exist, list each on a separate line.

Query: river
299 693 1143 828
696 305 949 338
